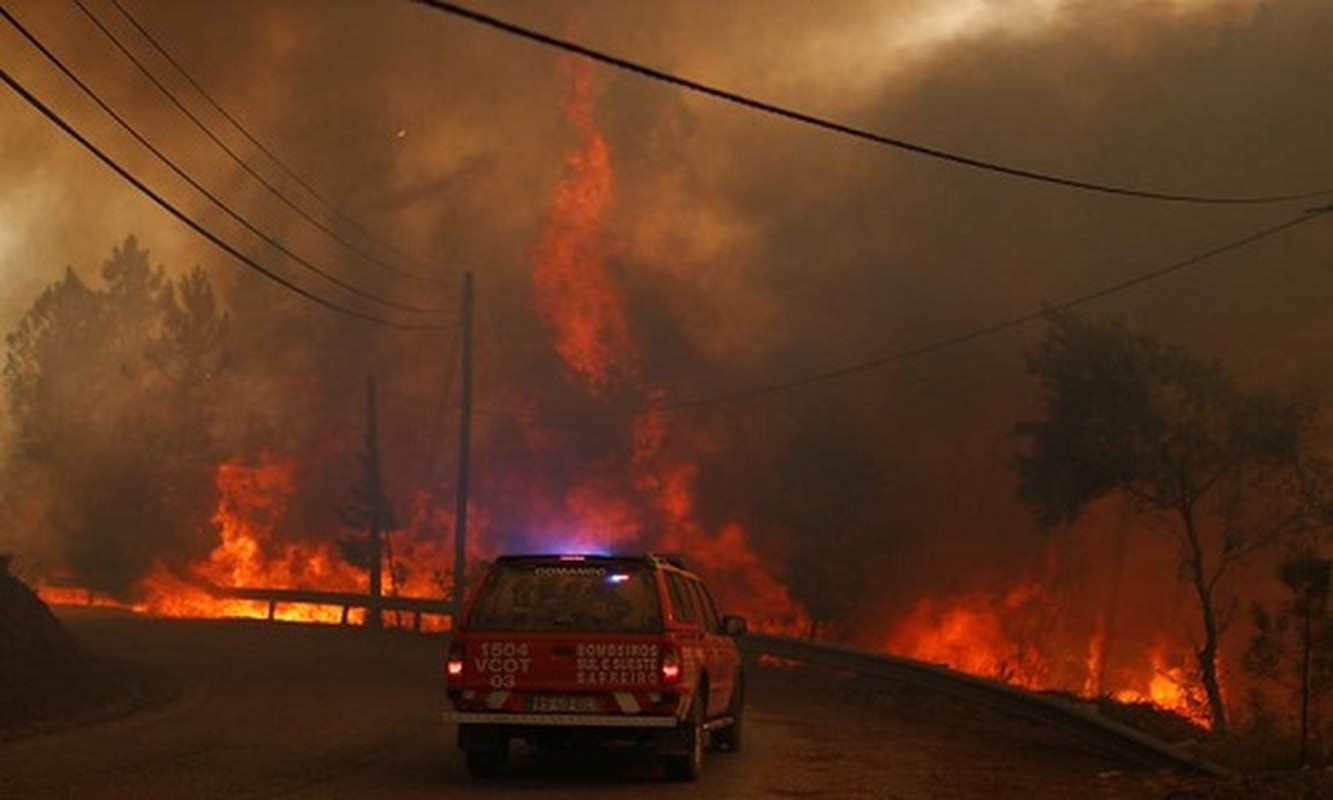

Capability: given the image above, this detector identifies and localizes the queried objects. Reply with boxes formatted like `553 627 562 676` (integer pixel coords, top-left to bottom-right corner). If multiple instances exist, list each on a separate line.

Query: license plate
529 694 599 713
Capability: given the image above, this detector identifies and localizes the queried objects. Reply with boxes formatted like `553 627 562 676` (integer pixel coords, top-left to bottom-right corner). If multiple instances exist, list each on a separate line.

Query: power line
1 4 450 317
412 0 1333 207
0 63 448 330
503 205 1332 419
71 0 450 288
107 0 442 279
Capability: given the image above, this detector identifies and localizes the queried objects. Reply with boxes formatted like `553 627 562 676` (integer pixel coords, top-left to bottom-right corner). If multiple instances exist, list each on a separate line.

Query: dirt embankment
0 557 138 735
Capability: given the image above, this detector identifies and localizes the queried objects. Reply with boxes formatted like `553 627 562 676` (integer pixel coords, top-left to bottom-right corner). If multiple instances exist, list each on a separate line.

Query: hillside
0 557 127 733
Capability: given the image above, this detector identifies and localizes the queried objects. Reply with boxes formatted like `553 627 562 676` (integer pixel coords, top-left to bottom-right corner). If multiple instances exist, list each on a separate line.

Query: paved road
0 611 1162 798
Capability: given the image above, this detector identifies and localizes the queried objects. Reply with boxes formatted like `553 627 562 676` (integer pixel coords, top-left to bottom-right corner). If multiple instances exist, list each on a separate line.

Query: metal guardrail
40 576 454 631
740 633 1230 778
201 584 453 631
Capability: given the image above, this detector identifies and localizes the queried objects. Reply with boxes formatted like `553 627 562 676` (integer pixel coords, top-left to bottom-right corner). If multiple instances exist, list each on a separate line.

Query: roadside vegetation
1015 311 1333 774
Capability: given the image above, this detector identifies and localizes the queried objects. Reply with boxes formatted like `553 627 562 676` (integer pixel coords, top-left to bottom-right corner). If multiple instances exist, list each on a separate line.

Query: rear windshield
466 560 662 633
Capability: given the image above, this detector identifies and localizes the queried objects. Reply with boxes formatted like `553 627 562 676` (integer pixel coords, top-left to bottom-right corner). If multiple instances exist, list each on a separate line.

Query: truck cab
442 554 747 780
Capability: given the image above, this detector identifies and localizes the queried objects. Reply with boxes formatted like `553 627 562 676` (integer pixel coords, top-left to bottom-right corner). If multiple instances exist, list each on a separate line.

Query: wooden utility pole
365 375 384 629
451 272 474 621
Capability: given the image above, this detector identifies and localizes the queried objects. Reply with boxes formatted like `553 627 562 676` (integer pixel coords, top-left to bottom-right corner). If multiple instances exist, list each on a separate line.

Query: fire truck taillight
660 644 682 685
446 642 464 681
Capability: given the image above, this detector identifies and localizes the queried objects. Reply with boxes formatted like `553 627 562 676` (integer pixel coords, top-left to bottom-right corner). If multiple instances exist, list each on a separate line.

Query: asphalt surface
0 610 1176 798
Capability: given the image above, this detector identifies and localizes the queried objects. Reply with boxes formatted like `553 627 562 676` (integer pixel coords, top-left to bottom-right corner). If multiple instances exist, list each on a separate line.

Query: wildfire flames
43 454 454 629
532 58 634 393
886 582 1054 689
885 581 1212 726
36 57 1213 730
39 56 803 635
525 56 806 634
143 456 362 621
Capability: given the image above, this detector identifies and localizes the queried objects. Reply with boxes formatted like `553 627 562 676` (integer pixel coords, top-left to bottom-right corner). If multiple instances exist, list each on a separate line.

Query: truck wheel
464 744 507 779
664 692 704 782
711 676 744 753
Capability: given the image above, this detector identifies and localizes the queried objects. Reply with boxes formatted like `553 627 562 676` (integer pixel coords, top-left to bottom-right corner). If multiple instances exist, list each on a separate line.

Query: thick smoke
1 0 1332 656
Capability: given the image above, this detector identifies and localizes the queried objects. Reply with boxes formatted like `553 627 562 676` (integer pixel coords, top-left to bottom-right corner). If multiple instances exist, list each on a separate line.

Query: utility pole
451 272 474 622
365 375 384 629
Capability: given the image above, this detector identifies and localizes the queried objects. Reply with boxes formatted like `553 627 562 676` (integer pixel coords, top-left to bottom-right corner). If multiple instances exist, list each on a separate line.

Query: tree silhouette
1244 550 1333 766
2 236 228 595
1014 311 1324 733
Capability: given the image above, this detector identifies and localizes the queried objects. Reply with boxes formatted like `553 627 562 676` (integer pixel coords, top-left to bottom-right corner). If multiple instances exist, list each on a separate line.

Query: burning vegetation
3 34 1331 765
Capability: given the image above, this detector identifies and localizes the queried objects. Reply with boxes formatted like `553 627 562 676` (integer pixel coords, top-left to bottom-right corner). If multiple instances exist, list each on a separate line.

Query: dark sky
2 0 1332 658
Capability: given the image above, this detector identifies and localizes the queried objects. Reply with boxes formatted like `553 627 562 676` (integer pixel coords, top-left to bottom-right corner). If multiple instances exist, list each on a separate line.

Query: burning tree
1014 311 1325 732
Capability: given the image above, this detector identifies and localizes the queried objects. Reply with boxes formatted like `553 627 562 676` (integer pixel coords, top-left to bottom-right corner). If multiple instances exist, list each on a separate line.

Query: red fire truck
442 553 747 780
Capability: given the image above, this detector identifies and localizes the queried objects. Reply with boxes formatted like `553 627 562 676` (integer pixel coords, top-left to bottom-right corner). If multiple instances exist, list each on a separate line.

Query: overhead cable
412 0 1333 206
541 206 1332 418
1 4 450 316
72 0 449 288
0 64 448 330
107 0 443 280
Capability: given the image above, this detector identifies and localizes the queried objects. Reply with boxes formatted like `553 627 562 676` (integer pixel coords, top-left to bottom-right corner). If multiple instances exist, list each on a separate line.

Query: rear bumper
442 711 678 728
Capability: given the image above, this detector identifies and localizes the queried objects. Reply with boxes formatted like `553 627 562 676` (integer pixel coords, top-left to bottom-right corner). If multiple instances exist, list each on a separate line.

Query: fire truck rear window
466 562 662 632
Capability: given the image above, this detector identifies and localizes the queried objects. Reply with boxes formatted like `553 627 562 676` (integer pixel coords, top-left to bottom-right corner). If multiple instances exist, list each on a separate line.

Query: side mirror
722 615 747 637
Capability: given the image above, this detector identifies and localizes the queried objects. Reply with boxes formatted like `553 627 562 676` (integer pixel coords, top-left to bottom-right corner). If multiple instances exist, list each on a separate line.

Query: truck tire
664 692 704 782
460 726 508 779
464 744 507 779
711 676 744 753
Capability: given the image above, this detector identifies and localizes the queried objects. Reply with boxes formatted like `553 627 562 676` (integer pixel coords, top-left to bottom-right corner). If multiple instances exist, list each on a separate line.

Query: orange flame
136 455 361 617
190 456 363 595
526 58 807 633
1110 642 1210 725
885 581 1052 689
44 454 455 630
45 52 809 642
885 581 1212 727
532 57 635 393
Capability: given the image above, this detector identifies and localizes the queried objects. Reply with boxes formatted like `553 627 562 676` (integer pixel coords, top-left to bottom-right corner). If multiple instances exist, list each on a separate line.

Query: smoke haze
2 0 1332 664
